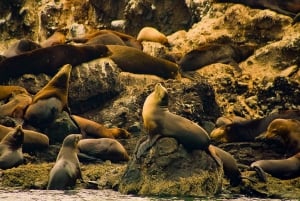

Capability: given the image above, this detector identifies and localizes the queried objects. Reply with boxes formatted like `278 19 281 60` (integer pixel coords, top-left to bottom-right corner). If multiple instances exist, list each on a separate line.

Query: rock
119 137 223 196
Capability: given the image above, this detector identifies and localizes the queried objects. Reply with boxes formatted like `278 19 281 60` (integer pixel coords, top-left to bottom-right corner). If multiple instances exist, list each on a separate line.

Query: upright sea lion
0 125 24 170
137 27 168 44
72 115 131 139
251 152 300 181
210 109 300 143
47 134 83 190
261 118 300 154
24 64 71 127
178 43 256 72
0 44 110 83
3 39 41 58
107 45 180 79
0 125 49 151
77 138 129 163
40 31 66 48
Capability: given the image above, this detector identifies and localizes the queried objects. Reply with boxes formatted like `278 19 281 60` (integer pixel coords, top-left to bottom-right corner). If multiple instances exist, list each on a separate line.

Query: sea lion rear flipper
252 165 267 182
135 134 161 159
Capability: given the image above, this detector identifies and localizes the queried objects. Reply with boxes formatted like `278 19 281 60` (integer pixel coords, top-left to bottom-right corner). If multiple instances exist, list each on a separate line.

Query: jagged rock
119 137 223 196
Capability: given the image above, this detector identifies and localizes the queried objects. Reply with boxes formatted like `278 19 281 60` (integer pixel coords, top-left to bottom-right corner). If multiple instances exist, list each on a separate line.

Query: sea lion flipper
77 152 104 163
252 165 268 182
136 134 161 159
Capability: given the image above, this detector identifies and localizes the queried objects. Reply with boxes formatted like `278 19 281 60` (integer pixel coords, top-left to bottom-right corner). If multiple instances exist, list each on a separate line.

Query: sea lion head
2 125 24 149
62 134 82 149
152 83 169 107
210 126 229 143
265 118 291 139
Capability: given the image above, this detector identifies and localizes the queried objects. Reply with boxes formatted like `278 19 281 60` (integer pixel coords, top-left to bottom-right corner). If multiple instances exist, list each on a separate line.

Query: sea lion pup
107 45 180 79
0 125 24 170
210 109 300 143
178 43 256 72
251 152 300 182
0 44 110 83
24 64 72 127
72 115 131 139
77 138 129 163
260 118 300 154
0 125 49 151
40 31 66 48
47 134 83 190
137 27 168 45
3 39 41 58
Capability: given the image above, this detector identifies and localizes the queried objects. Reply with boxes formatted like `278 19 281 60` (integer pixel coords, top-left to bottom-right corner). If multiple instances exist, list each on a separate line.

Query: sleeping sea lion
0 44 110 83
47 134 83 190
107 45 180 79
251 152 300 181
0 125 24 170
72 115 131 139
137 27 168 44
77 138 129 163
210 109 300 143
3 39 41 58
40 31 66 48
0 85 29 100
85 33 126 46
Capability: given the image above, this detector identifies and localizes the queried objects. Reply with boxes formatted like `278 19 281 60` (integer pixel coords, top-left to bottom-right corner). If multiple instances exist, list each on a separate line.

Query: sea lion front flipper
135 134 161 159
251 165 267 182
207 145 223 167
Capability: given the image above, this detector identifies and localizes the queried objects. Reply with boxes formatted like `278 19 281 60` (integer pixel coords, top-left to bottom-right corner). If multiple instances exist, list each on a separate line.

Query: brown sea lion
85 33 126 46
0 125 24 170
40 31 66 48
77 138 129 163
215 115 247 128
0 125 49 151
0 44 110 83
0 85 29 100
72 115 131 139
210 109 300 143
137 27 168 44
261 118 300 154
251 152 300 181
24 64 71 127
3 39 41 58
178 43 256 72
107 45 180 79
47 134 83 190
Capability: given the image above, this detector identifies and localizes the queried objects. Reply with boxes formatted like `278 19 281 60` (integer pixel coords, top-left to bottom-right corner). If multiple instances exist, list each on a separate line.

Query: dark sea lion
3 39 41 58
0 125 24 170
24 64 72 127
107 45 180 79
0 125 49 151
85 33 126 46
210 109 300 142
0 44 110 83
251 152 300 181
72 115 131 139
137 27 168 44
47 134 83 190
262 118 300 154
77 138 129 163
178 43 256 72
215 0 300 17
40 31 66 48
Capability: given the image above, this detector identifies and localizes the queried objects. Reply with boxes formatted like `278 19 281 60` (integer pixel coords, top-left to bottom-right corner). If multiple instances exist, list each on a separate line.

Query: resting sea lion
24 64 71 127
107 45 180 79
210 109 300 142
77 138 129 163
178 43 256 72
47 134 83 190
72 115 131 139
215 115 247 128
0 125 49 151
0 125 24 170
0 85 29 100
251 152 300 181
85 33 126 46
3 39 41 58
0 44 110 83
137 27 168 44
40 31 66 48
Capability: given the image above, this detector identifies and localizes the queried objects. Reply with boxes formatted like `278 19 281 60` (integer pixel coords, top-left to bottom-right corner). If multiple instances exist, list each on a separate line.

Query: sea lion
24 64 71 127
0 85 29 100
0 44 110 83
261 118 300 154
137 27 168 44
40 31 66 48
215 115 247 128
3 39 41 58
178 43 256 72
251 152 300 181
72 115 131 139
0 125 24 170
0 125 49 151
107 45 180 79
210 109 300 143
77 138 129 163
47 134 83 190
85 33 126 46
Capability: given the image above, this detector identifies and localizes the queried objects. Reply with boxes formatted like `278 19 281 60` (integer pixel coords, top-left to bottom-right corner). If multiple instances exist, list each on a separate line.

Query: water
0 189 294 201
